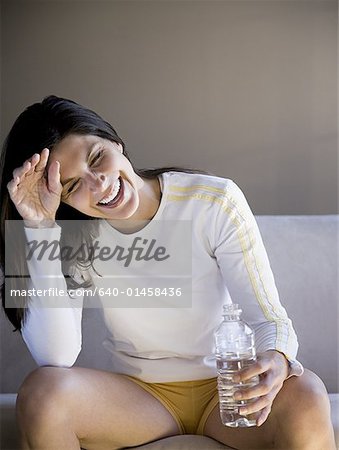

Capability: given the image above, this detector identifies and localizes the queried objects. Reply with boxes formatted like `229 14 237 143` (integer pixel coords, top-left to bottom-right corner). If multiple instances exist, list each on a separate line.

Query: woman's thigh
16 366 181 450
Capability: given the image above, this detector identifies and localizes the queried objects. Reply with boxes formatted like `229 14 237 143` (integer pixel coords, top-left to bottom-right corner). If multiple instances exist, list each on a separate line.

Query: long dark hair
0 95 211 332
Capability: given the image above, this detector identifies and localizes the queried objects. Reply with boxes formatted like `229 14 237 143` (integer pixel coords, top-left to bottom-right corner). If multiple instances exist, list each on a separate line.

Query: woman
0 96 335 450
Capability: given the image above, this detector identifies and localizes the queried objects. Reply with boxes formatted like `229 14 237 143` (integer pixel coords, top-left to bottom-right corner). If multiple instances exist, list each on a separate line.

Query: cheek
105 153 132 172
67 187 90 208
106 155 126 173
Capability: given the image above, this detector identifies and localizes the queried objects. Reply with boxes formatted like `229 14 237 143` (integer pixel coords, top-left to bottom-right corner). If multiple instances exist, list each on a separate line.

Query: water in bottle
214 303 260 427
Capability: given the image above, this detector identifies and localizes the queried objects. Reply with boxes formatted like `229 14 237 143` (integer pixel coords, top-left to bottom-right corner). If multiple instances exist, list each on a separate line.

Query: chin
117 199 140 220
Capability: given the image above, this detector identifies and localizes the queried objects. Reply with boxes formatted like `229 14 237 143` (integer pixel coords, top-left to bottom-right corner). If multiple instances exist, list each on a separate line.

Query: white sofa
1 215 338 450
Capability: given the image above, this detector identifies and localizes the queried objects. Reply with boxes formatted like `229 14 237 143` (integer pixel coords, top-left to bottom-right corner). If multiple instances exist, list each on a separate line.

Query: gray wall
1 0 337 215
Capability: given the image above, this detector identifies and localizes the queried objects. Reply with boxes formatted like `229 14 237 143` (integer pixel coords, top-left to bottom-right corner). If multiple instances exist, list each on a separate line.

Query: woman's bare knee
16 367 82 449
16 367 77 428
274 368 335 449
283 369 331 416
16 366 181 450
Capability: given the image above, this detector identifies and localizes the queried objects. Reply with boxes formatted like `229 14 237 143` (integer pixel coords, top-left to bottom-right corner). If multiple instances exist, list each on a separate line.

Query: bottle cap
222 303 242 316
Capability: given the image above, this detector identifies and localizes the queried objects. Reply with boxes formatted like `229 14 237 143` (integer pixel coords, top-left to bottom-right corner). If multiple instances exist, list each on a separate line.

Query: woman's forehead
52 134 100 155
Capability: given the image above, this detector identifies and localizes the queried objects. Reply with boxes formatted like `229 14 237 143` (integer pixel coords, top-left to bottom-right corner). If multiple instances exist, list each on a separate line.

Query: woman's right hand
7 148 63 225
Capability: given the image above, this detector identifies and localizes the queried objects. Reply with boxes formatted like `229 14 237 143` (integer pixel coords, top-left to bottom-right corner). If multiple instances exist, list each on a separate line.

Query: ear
117 143 123 153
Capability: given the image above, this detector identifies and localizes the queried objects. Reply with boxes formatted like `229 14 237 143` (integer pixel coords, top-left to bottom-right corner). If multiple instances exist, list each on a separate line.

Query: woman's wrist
23 218 57 229
265 349 290 379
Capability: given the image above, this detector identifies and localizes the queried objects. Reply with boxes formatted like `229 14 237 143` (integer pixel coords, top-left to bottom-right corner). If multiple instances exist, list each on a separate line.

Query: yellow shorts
123 375 220 435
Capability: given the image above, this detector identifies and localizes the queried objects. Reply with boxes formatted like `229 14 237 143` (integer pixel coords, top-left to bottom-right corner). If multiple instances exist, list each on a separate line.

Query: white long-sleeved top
21 172 304 382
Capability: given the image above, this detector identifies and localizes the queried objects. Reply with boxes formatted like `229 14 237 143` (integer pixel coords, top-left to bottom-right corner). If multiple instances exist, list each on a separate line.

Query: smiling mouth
97 177 123 208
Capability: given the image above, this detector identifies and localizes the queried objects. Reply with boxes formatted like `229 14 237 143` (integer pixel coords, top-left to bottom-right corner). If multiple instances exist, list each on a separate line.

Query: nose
85 171 107 192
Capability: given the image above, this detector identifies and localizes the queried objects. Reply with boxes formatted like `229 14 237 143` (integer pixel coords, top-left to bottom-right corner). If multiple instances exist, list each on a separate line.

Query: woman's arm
213 179 303 425
6 148 83 366
213 179 302 374
21 225 84 367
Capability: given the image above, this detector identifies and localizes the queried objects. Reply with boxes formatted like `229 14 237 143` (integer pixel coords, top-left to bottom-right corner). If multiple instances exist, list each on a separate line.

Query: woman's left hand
233 350 289 426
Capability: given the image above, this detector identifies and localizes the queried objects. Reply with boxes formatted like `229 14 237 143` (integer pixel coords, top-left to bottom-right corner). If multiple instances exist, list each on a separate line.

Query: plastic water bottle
214 303 260 427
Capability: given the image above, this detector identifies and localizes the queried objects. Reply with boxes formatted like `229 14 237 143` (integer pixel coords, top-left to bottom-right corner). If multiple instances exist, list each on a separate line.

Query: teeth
99 178 121 205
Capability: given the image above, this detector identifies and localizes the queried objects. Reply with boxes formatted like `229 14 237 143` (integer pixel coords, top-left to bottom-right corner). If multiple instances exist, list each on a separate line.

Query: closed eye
63 179 80 198
91 149 104 166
